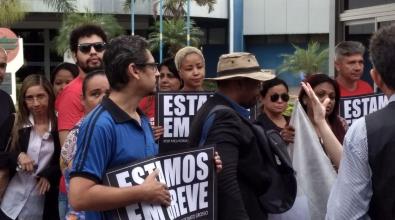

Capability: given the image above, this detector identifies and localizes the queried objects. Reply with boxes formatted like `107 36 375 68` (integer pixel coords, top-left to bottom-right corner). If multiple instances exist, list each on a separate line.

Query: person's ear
128 63 140 80
370 68 382 89
80 94 86 109
334 60 341 72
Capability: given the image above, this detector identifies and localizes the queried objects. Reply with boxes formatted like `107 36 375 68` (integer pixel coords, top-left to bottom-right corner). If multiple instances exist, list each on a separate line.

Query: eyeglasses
77 42 106 54
25 94 47 103
270 93 290 102
0 62 6 69
136 62 159 72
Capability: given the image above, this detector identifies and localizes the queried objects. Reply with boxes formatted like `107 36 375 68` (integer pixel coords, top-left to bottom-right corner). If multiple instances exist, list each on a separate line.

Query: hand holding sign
142 169 171 206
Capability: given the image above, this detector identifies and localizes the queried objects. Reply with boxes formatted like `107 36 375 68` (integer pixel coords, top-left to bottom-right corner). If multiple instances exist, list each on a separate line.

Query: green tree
124 0 216 19
0 0 76 26
148 18 203 56
279 41 329 77
54 11 124 56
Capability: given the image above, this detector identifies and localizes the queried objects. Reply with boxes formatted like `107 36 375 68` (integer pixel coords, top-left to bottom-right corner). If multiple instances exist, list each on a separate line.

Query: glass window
345 0 394 10
13 29 44 44
208 28 226 44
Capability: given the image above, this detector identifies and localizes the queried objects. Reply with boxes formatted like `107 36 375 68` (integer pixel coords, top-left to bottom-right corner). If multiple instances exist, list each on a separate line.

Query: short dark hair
103 35 149 91
69 24 108 53
369 24 395 90
260 77 288 97
159 58 180 80
50 62 79 84
335 41 365 60
82 69 106 97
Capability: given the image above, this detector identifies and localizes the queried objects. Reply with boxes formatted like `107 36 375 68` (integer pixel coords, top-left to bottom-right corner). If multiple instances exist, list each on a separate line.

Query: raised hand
301 82 329 124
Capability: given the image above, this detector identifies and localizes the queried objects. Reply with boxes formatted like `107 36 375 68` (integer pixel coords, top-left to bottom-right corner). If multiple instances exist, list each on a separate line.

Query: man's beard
77 60 103 74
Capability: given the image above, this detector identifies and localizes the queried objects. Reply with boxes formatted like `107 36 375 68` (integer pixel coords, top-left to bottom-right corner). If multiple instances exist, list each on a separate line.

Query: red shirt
139 96 156 125
338 80 374 97
56 75 84 131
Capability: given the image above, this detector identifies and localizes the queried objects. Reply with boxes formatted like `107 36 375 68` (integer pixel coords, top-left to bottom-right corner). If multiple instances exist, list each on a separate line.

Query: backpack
199 105 296 214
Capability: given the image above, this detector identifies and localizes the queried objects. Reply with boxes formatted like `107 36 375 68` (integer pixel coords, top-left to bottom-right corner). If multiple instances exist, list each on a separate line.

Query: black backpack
199 105 297 214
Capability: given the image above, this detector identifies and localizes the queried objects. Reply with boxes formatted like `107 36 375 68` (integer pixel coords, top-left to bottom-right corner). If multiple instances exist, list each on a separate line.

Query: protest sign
104 147 216 220
339 93 388 126
156 91 214 153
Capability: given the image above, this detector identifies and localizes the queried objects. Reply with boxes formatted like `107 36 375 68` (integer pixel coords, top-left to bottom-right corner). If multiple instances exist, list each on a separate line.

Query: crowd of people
0 22 394 220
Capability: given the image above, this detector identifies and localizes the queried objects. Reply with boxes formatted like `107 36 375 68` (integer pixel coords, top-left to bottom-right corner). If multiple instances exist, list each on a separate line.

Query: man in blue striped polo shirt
69 35 171 220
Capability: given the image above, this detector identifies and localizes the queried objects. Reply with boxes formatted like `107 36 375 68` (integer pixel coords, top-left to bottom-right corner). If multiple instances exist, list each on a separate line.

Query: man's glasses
136 63 159 72
270 93 290 102
0 62 6 69
77 42 106 54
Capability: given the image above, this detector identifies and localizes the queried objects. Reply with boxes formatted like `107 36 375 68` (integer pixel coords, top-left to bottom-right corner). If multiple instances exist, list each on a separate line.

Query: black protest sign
339 93 388 126
156 91 214 153
104 147 216 220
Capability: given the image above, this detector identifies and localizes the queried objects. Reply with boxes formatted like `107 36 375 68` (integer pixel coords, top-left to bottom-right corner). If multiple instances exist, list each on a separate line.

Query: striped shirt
326 94 395 220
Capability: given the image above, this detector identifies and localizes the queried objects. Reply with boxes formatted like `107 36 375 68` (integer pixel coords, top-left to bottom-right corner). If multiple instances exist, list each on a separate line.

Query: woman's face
159 65 182 91
179 53 205 91
83 75 110 114
25 85 49 117
261 84 289 115
53 69 75 96
310 82 336 116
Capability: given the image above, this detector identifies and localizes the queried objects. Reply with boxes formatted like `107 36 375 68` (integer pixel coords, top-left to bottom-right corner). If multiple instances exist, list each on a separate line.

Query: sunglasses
0 62 6 69
270 93 290 102
77 42 106 54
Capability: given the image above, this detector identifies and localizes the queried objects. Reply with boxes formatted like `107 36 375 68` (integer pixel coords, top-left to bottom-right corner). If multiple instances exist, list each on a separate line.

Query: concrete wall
244 0 330 35
21 0 228 19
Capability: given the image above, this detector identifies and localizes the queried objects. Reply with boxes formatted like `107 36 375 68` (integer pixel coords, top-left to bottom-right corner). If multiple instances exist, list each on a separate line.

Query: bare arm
59 130 70 147
69 170 171 211
301 82 342 169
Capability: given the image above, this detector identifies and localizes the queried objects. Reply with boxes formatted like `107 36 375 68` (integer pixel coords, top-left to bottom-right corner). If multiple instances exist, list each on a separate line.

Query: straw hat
207 52 275 81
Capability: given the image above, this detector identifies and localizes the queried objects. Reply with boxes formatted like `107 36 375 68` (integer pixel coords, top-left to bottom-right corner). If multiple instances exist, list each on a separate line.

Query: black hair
298 74 345 142
82 69 106 97
369 24 395 90
69 24 108 53
159 57 180 80
260 77 289 97
50 62 79 84
103 35 149 91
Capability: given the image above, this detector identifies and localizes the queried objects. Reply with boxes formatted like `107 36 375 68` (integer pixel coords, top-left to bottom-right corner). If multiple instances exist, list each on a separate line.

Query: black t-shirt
256 112 290 133
0 89 15 151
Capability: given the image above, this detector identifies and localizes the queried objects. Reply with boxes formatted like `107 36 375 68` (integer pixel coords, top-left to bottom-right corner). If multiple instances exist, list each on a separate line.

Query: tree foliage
54 11 124 56
0 0 26 26
124 0 216 19
0 0 76 26
148 18 203 56
279 41 329 77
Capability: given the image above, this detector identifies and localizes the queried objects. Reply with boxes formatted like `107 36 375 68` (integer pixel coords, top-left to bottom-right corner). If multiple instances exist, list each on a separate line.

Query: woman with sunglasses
299 74 346 169
256 78 295 144
0 74 60 220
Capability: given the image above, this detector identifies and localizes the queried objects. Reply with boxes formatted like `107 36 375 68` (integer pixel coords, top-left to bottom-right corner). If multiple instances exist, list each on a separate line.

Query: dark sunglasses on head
77 42 106 54
0 62 6 69
270 93 290 102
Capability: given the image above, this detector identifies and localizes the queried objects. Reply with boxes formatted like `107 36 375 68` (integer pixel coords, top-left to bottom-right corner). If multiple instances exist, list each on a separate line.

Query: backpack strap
198 105 233 147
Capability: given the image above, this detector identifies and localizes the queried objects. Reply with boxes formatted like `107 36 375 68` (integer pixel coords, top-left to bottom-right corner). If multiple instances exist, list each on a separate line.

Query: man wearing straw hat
189 52 275 220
